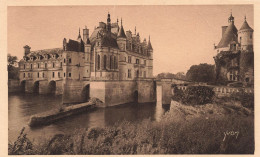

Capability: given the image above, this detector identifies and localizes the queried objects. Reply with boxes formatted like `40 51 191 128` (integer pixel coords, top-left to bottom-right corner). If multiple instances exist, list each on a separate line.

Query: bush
230 89 254 109
172 86 215 105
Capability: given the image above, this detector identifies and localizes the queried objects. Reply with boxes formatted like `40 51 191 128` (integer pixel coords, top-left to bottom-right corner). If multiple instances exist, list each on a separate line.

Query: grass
8 101 254 155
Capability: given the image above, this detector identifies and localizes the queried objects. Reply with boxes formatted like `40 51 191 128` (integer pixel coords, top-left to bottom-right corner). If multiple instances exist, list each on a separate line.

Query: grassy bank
9 101 254 155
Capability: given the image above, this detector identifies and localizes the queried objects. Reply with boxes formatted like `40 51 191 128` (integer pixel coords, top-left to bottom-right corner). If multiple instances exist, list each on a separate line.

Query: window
128 69 131 78
69 58 71 63
60 62 62 67
58 72 60 78
110 56 113 69
53 62 55 68
69 73 71 77
136 59 139 64
52 72 55 78
97 55 100 70
23 73 25 78
30 64 33 69
45 63 47 68
64 73 65 77
125 57 126 62
24 64 25 69
64 59 66 63
37 72 39 78
114 56 117 69
144 71 146 78
43 73 45 78
104 55 107 69
144 60 146 65
38 63 40 68
128 56 131 63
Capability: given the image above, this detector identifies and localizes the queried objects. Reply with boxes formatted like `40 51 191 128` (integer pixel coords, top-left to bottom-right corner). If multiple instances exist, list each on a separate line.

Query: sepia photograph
5 4 256 155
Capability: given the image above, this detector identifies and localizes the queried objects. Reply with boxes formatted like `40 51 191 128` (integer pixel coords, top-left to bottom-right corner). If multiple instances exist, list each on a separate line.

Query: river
8 93 169 143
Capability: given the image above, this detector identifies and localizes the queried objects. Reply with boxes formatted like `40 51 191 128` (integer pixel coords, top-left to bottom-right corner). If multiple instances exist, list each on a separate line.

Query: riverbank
9 99 254 155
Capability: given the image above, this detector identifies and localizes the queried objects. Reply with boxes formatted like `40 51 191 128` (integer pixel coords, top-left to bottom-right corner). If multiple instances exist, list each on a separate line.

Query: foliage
8 127 33 155
172 86 215 105
186 63 215 83
156 72 186 80
229 89 254 109
7 54 19 80
9 111 254 155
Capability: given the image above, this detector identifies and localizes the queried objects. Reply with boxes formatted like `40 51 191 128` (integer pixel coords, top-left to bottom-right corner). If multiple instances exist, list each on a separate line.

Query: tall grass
9 107 254 155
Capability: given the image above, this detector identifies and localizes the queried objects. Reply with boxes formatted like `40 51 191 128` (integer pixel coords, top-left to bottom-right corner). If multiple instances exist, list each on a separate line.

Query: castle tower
84 27 91 78
238 16 254 51
147 35 153 77
23 45 31 56
83 26 89 44
117 18 127 51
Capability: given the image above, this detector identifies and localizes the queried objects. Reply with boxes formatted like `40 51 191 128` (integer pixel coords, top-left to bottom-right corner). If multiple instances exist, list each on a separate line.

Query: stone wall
90 79 156 107
8 79 20 93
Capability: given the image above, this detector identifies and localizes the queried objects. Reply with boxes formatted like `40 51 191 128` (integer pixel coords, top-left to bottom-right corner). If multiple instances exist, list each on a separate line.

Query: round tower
117 18 127 51
238 16 254 51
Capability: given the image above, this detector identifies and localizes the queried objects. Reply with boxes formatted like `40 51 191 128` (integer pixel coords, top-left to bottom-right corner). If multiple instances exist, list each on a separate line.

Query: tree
186 63 215 83
174 72 186 80
7 54 19 80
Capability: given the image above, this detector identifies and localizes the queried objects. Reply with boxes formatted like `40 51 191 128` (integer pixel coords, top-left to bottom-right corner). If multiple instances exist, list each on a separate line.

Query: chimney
23 45 31 56
222 26 228 37
83 26 89 44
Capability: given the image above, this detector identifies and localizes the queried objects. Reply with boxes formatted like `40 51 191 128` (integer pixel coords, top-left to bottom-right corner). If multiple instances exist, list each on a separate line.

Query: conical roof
148 36 153 50
118 25 126 38
217 23 238 48
239 20 253 31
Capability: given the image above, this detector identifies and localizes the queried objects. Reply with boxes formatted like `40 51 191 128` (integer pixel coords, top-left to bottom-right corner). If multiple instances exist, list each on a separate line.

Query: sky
7 5 253 75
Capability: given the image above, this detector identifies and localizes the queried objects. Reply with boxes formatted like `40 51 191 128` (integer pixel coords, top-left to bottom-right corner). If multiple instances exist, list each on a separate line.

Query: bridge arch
81 84 90 102
48 80 56 94
20 80 26 93
33 81 40 94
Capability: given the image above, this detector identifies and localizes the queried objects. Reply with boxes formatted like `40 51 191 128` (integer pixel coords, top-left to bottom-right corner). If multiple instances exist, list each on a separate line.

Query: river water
8 93 169 143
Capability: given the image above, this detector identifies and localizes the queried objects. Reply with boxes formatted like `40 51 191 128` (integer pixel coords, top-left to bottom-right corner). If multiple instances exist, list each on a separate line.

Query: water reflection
8 93 169 143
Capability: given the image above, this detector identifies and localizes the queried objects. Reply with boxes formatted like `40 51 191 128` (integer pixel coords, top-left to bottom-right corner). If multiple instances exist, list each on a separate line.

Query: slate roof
118 25 126 38
217 23 238 48
100 34 118 48
30 48 64 55
239 20 253 31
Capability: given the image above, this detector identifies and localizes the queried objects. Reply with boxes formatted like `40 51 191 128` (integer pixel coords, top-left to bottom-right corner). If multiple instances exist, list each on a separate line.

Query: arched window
45 63 47 68
38 63 40 68
30 64 32 69
104 55 107 69
37 72 39 78
24 64 25 69
60 62 62 67
97 55 100 70
53 62 55 68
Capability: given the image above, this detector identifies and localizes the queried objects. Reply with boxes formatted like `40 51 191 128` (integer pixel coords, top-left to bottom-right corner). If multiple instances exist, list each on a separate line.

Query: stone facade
19 13 155 105
213 13 254 86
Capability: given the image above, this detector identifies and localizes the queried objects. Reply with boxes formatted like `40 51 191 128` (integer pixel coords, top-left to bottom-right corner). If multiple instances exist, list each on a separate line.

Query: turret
107 12 111 33
117 18 127 51
23 45 31 56
83 26 89 44
63 38 67 51
77 28 82 42
238 16 254 51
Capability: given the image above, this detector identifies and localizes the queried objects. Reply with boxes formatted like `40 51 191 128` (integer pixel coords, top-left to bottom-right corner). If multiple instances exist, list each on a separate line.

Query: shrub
172 86 215 105
230 89 254 109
